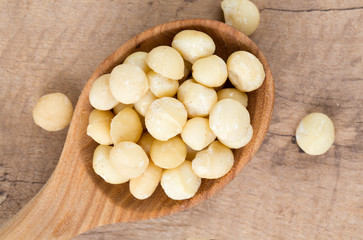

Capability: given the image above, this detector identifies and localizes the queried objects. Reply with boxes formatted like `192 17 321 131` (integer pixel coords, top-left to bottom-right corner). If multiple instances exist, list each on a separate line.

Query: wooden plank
0 0 362 239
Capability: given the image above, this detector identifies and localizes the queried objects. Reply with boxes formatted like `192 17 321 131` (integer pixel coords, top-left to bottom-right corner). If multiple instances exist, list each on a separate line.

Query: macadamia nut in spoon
89 74 119 111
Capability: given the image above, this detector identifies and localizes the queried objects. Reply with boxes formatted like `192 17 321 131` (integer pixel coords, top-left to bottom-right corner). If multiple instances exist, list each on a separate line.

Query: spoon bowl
0 19 274 240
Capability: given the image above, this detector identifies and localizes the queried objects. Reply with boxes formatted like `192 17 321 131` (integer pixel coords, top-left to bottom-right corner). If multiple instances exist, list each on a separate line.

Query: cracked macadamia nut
134 90 157 116
296 113 335 155
192 55 228 88
110 107 143 144
33 93 73 131
87 109 114 145
109 63 149 104
219 124 253 149
161 161 201 200
145 97 187 141
217 88 248 107
172 30 216 64
89 74 119 111
227 51 265 92
209 99 250 142
110 141 149 179
123 51 151 73
129 162 162 200
147 70 179 98
192 141 234 179
221 0 260 36
146 46 184 80
93 145 128 184
181 117 216 151
150 136 187 169
177 80 217 118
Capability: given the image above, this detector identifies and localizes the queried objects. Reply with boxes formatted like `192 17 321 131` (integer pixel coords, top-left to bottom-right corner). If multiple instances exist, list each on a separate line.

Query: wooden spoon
0 19 274 239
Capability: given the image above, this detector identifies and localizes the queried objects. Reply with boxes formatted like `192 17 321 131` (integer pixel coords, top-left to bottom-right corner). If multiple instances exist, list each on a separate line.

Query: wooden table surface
0 0 362 239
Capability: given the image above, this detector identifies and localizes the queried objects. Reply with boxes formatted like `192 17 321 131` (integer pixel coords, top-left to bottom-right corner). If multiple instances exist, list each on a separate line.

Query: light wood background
0 0 362 239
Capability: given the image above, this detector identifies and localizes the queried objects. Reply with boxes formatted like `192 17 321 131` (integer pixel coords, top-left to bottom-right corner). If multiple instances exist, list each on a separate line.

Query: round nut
227 51 265 92
192 55 228 87
87 109 114 145
172 30 216 64
145 97 187 141
296 113 335 155
109 63 149 104
181 117 216 151
161 161 201 200
217 88 248 107
147 70 179 98
123 51 151 73
110 141 149 179
146 46 184 80
192 141 234 179
89 74 119 110
32 93 73 131
219 124 253 149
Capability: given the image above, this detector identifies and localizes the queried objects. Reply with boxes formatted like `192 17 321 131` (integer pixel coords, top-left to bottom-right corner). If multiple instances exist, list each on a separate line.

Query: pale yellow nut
134 90 157 116
227 51 265 92
217 88 248 107
181 117 216 151
110 141 149 179
161 161 201 200
146 46 184 80
147 70 179 98
123 51 151 73
219 124 253 149
172 30 216 64
209 99 250 141
33 93 73 131
87 109 114 145
113 102 132 115
145 97 187 141
137 132 155 156
177 79 217 118
150 136 187 169
221 0 260 36
296 113 335 155
89 74 119 110
192 55 228 87
109 63 149 104
110 107 143 144
129 162 162 200
93 145 128 184
192 141 234 179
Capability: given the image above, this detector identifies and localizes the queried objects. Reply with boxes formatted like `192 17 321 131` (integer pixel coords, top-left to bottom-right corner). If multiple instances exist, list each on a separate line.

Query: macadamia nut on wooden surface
147 70 179 98
192 55 228 88
181 117 216 151
134 90 157 117
296 113 335 155
89 74 119 111
87 109 114 145
123 51 151 73
219 124 253 149
33 93 73 131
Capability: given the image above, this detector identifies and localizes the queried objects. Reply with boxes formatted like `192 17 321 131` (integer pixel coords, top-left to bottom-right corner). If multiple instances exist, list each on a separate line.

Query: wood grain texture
0 0 362 239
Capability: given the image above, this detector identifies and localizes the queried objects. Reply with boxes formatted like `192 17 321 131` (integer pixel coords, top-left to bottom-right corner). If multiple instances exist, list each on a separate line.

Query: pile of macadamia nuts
87 30 266 200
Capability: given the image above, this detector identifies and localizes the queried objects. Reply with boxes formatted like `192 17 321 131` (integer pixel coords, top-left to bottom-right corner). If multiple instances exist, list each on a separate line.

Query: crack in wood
261 6 363 13
0 179 45 185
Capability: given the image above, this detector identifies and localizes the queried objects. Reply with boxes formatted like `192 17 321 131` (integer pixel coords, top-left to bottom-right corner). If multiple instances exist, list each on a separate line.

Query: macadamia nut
150 136 187 169
181 117 216 151
134 90 157 116
110 107 143 144
33 93 73 131
123 51 151 73
192 141 234 179
217 88 248 107
129 162 162 200
109 64 149 104
296 113 335 155
145 97 187 141
87 109 114 145
110 141 149 179
221 0 260 36
93 145 128 184
192 55 228 87
177 80 217 118
146 46 184 80
89 74 119 110
209 99 250 141
219 124 253 149
172 30 216 64
161 161 201 200
147 70 179 98
227 51 265 92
